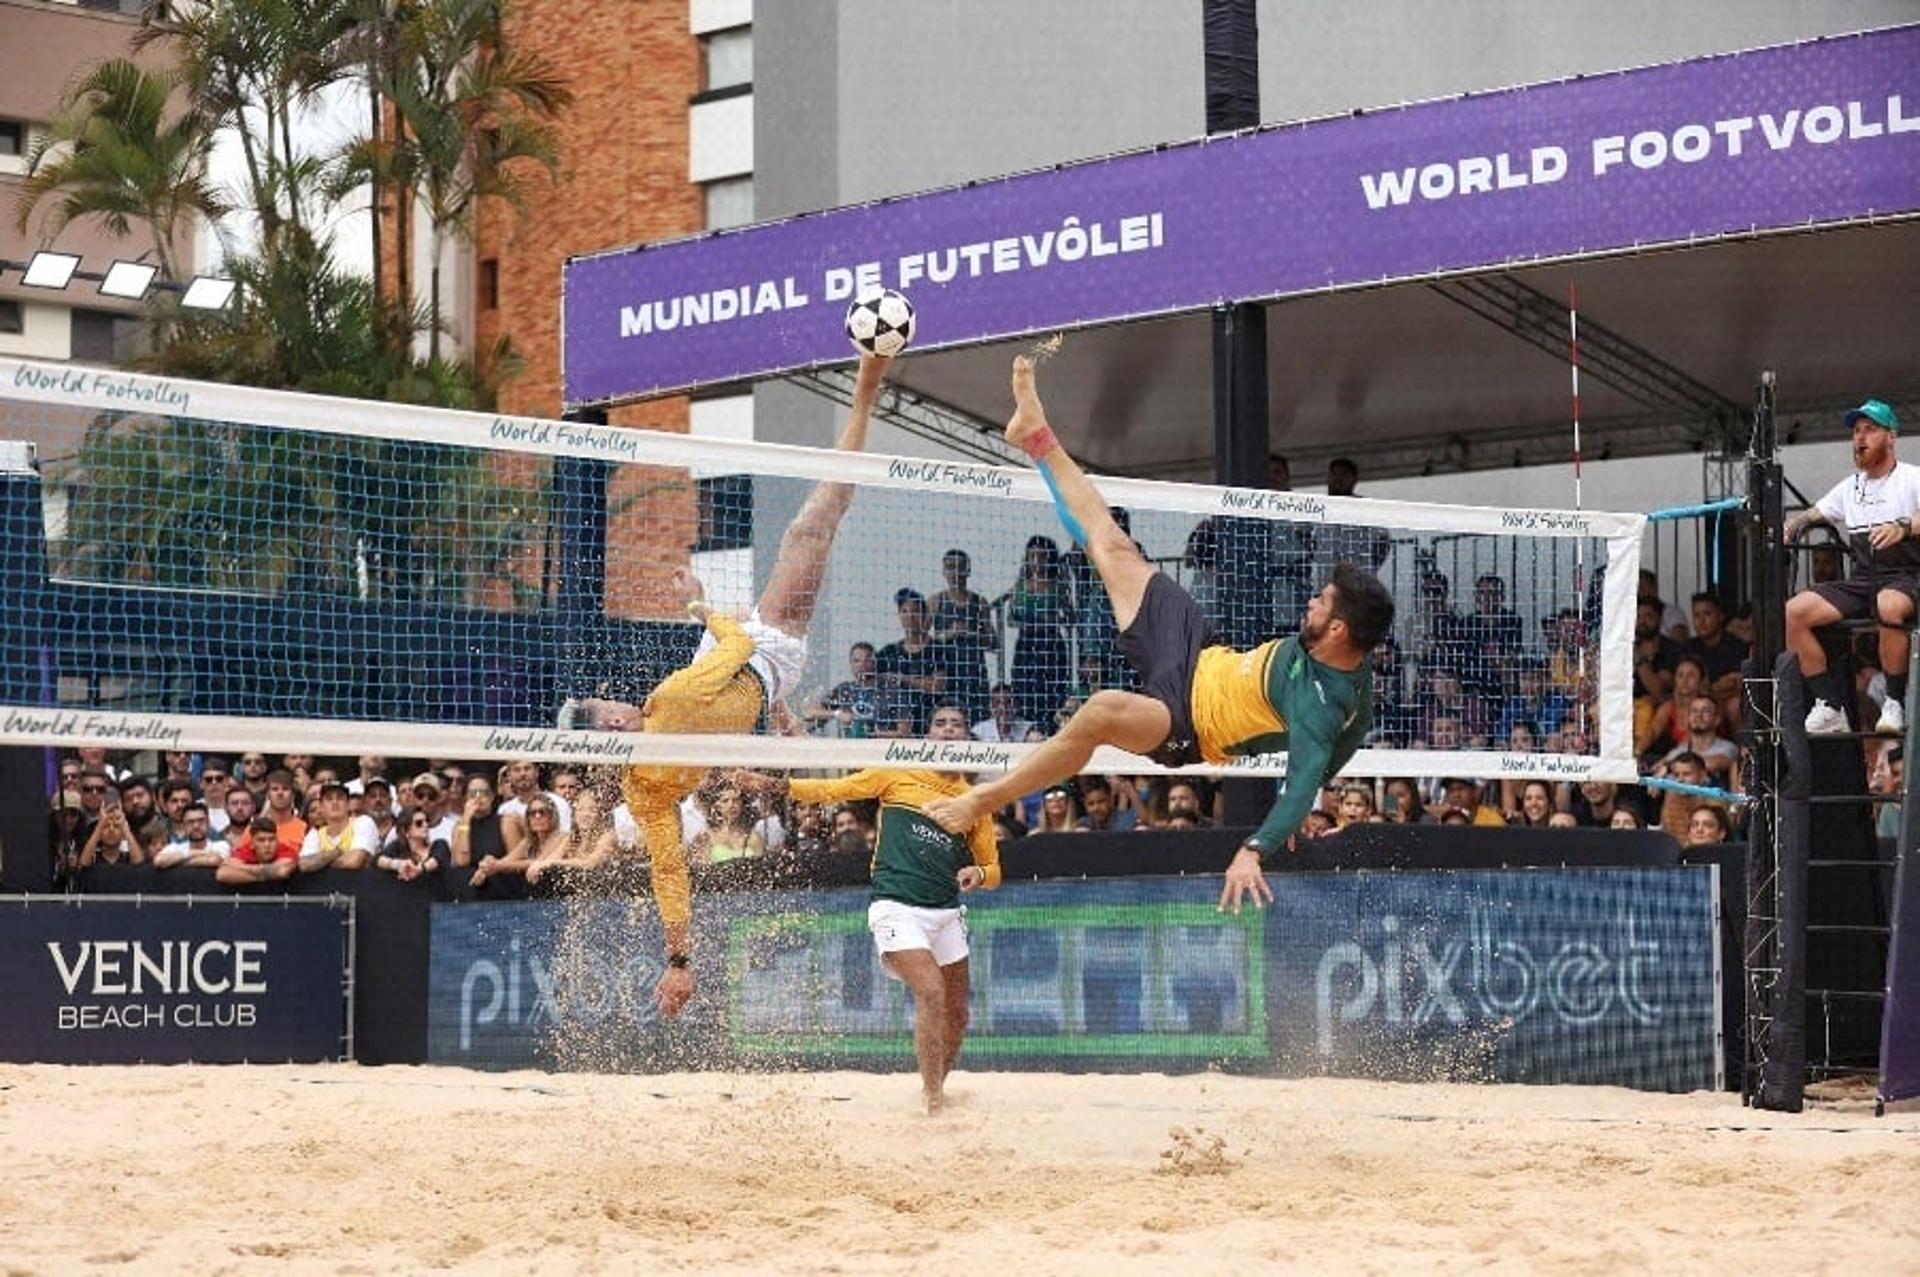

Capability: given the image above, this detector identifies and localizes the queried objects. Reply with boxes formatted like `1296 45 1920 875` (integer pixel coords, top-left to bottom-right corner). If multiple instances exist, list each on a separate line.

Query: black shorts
1810 573 1920 620
1116 572 1219 767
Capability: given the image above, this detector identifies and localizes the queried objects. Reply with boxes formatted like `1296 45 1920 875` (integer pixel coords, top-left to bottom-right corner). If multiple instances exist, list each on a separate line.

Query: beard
1299 611 1330 650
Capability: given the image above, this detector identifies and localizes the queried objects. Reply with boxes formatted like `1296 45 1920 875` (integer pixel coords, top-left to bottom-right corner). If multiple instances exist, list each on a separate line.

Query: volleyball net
0 357 1641 782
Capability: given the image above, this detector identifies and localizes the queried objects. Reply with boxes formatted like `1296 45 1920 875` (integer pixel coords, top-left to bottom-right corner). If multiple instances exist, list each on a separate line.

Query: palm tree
13 59 226 285
135 0 357 258
343 0 571 362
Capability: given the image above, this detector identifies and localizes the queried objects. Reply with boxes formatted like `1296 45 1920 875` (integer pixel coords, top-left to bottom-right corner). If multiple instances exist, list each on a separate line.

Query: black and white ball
844 289 916 357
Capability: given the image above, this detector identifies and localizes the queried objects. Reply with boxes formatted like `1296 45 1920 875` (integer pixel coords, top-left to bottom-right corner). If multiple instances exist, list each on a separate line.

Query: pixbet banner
563 25 1920 405
0 897 350 1063
1267 867 1721 1091
427 868 1719 1090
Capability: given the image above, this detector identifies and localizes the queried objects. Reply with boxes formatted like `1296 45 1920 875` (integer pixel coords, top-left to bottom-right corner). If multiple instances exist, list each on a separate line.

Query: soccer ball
844 289 916 357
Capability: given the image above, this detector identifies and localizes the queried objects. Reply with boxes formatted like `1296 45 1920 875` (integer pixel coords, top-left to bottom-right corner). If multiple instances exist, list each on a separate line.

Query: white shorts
868 899 970 969
694 608 808 706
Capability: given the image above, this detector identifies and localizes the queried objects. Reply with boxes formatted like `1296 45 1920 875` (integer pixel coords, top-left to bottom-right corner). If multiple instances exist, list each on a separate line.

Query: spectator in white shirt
299 783 377 872
76 746 131 785
407 772 461 844
344 754 389 797
971 681 1035 744
497 758 572 832
154 803 231 869
198 759 235 836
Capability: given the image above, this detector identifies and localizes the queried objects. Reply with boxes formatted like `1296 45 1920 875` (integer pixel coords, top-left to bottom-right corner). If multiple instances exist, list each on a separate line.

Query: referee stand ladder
1748 432 1906 1110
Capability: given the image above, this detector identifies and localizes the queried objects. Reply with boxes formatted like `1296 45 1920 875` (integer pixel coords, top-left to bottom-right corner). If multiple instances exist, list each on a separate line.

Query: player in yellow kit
735 705 1000 1114
559 351 893 1016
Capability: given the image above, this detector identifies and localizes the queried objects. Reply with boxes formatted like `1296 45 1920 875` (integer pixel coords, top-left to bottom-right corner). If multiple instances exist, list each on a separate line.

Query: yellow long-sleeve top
789 770 1000 910
620 613 767 926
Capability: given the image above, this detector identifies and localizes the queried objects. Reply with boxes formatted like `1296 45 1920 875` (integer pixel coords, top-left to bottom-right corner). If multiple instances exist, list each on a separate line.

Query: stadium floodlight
99 259 158 300
21 251 80 289
179 275 237 311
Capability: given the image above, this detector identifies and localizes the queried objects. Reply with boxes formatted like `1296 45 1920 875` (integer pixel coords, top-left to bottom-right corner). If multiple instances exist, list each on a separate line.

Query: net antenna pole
1569 280 1588 739
1743 368 1807 1112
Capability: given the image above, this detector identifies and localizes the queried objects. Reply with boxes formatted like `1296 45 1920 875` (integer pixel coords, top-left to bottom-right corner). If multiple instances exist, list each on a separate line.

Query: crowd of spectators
44 745 914 894
47 715 1759 897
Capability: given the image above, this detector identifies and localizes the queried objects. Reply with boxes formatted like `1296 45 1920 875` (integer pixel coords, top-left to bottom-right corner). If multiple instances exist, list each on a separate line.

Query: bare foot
1005 356 1052 452
921 1087 946 1116
924 793 982 835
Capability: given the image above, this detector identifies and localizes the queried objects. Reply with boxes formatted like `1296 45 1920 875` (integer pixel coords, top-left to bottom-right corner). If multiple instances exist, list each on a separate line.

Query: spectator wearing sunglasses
377 805 449 882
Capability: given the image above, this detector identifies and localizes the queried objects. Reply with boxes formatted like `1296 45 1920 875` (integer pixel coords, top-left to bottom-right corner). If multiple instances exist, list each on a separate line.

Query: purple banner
563 25 1920 407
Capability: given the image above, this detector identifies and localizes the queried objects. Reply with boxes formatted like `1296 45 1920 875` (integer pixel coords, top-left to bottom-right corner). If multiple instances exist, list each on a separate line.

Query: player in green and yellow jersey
925 355 1395 912
736 704 999 1114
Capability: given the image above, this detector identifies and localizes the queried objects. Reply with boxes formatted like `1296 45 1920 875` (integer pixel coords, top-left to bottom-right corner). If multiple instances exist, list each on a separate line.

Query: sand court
3 1064 1917 1275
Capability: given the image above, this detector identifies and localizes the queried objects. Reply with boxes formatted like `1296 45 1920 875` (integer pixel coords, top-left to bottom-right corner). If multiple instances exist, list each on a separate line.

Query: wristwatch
666 953 692 969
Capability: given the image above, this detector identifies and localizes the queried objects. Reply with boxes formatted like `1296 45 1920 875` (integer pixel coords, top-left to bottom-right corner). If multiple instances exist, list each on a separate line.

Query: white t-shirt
611 802 640 853
208 809 230 837
1816 462 1920 539
500 791 572 831
300 816 379 858
428 813 459 846
1664 736 1740 774
345 778 401 816
972 716 1035 743
158 839 230 865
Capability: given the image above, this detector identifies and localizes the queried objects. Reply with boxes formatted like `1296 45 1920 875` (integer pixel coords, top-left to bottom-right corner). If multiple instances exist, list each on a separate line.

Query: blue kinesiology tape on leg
1036 460 1088 549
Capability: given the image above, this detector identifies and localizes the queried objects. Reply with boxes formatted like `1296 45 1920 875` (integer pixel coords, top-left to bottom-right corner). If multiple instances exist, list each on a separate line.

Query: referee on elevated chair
1783 399 1920 737
925 356 1396 911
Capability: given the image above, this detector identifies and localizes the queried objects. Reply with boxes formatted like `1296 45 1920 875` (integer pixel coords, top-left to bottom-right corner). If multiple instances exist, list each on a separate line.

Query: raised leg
757 354 890 635
926 688 1170 833
1010 357 1158 630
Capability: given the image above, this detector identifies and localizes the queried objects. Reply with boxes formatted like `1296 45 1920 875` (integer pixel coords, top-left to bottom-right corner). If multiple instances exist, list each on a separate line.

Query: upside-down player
560 352 892 1016
734 703 999 1115
924 356 1396 911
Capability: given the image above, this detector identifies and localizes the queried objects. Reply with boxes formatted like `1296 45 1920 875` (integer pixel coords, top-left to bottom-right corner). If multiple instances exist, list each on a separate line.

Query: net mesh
0 358 1640 781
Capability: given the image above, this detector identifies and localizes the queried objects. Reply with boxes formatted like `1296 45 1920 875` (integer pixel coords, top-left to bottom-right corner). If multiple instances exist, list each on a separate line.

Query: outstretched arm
756 353 892 635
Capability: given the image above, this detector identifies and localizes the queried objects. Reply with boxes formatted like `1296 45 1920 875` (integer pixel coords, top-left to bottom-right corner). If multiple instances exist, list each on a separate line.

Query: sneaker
1804 698 1851 735
1877 698 1906 736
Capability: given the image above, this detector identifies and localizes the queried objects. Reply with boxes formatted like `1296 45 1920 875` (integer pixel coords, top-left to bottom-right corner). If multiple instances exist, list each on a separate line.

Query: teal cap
1845 399 1899 434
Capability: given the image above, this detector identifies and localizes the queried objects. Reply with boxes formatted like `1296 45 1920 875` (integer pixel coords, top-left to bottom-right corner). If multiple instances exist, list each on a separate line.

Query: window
695 474 753 553
0 301 22 336
704 176 754 230
701 27 752 94
70 309 139 362
0 121 23 158
479 258 499 310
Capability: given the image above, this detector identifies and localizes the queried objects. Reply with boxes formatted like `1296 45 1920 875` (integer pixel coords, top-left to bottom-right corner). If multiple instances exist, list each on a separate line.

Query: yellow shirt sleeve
967 812 1001 889
789 769 894 805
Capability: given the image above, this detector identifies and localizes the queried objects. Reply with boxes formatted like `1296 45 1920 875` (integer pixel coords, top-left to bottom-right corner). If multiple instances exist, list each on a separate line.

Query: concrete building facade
0 0 194 367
